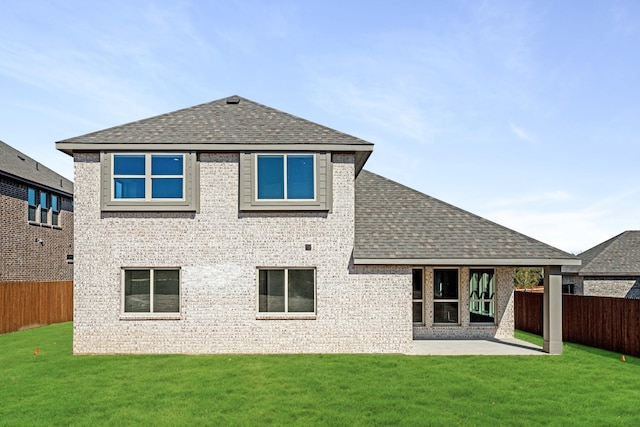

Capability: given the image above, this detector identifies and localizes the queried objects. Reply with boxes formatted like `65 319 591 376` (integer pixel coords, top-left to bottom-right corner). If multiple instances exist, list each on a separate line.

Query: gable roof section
56 96 373 173
0 140 73 196
563 231 640 276
354 170 578 266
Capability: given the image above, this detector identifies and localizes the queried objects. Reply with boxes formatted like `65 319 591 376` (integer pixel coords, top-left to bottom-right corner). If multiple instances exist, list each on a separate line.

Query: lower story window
412 268 423 323
258 268 315 313
434 269 459 324
469 269 495 323
122 268 180 314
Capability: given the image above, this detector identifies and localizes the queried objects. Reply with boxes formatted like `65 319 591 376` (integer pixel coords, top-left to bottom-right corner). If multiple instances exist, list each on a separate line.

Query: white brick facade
73 152 414 354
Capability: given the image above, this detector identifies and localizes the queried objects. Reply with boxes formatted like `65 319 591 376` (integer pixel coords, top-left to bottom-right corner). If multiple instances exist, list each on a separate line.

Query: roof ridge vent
226 96 240 104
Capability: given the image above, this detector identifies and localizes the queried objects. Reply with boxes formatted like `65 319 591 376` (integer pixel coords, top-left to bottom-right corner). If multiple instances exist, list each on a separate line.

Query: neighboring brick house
56 95 578 355
562 231 640 298
0 140 74 281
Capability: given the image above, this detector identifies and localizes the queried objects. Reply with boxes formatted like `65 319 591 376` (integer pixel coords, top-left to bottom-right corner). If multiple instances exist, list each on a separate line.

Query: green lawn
1 323 638 426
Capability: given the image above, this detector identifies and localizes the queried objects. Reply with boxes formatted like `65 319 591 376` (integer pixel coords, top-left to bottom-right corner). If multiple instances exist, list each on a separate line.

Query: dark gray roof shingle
57 96 373 147
0 140 73 195
354 170 575 263
563 231 640 275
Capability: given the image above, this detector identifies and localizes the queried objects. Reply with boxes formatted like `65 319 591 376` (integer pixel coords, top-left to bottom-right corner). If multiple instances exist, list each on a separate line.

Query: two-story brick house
56 96 578 355
1 140 73 282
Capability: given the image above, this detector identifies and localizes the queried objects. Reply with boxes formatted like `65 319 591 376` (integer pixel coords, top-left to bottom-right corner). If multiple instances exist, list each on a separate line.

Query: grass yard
1 323 639 426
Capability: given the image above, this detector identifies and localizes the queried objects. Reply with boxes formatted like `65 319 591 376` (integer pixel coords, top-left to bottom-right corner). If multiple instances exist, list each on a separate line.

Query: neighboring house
562 231 640 298
0 140 74 282
56 95 578 355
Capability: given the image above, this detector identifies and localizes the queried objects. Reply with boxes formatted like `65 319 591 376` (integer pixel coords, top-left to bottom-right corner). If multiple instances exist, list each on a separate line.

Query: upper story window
27 187 62 227
27 188 37 222
239 152 331 211
51 195 60 226
257 154 315 200
113 154 184 200
40 191 49 223
100 152 197 212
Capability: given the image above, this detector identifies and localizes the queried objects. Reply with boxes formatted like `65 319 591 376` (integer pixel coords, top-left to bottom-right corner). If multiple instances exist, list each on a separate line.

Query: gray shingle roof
563 231 640 275
0 140 73 195
56 95 373 173
354 170 576 264
57 95 373 147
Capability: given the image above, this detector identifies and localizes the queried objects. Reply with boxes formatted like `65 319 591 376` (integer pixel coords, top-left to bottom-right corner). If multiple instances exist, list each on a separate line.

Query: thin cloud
509 122 536 142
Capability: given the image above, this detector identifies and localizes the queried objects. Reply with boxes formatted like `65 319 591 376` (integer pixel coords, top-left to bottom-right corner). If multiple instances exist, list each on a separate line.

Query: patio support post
543 265 563 354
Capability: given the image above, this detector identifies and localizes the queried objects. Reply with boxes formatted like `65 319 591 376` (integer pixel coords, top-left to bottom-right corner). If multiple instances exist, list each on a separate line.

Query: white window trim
256 267 317 319
112 153 186 202
120 267 182 320
469 268 496 325
433 267 460 326
254 153 317 202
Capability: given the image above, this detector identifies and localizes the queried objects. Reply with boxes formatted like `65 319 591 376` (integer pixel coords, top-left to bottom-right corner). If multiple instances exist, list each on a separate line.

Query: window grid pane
114 155 145 175
115 178 145 198
151 155 183 175
470 269 495 323
151 178 183 199
124 270 151 313
257 156 285 199
259 269 285 312
287 269 315 313
153 270 180 313
286 155 314 199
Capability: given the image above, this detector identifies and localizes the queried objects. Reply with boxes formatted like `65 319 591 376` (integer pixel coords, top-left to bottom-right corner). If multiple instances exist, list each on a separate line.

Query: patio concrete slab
410 338 545 356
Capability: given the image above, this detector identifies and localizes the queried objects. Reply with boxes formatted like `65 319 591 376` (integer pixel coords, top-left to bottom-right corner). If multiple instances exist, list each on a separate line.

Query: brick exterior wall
73 152 413 354
583 277 640 298
562 275 640 298
413 267 515 339
0 175 73 281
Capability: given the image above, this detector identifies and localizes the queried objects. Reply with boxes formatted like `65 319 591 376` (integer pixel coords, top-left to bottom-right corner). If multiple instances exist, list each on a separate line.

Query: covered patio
354 171 580 355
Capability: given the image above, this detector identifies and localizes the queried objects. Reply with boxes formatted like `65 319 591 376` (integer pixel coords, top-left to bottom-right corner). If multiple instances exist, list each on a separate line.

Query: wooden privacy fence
515 291 640 357
0 281 73 334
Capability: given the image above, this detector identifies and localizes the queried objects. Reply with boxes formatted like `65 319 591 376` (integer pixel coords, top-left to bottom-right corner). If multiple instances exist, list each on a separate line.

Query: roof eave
578 271 640 277
0 170 73 197
353 257 582 266
56 142 374 156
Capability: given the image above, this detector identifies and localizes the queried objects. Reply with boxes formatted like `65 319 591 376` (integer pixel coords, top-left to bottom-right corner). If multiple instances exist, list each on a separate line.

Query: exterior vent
226 96 240 104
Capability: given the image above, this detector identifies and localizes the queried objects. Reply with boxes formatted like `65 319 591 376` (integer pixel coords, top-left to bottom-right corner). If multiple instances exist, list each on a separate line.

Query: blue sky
1 0 638 253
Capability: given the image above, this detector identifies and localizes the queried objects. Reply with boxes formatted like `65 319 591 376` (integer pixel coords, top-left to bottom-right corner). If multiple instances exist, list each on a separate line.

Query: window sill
120 314 182 321
256 314 317 320
28 221 53 228
469 323 496 327
432 323 461 327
